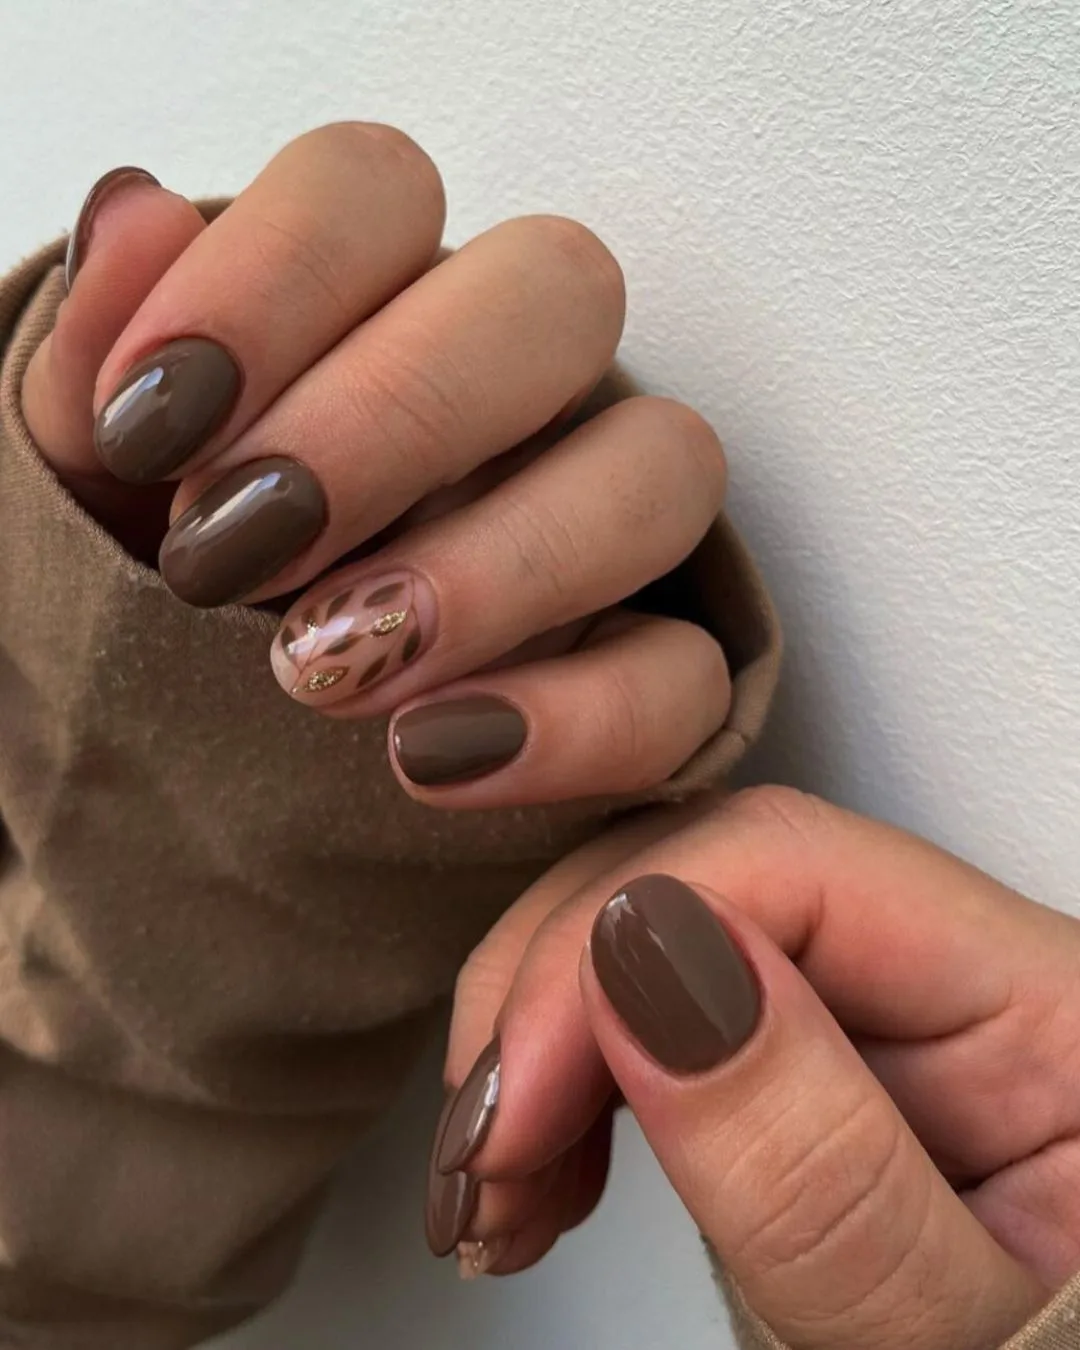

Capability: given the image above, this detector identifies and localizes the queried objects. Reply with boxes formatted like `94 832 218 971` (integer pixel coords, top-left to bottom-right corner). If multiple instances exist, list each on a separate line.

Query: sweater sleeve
0 234 780 1349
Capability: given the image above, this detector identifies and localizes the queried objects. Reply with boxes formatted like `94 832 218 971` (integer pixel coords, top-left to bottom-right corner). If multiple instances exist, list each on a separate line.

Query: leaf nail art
272 572 428 703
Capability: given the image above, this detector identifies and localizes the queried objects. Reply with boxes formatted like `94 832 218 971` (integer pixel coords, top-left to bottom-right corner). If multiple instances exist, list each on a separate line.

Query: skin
21 122 730 809
444 787 1080 1349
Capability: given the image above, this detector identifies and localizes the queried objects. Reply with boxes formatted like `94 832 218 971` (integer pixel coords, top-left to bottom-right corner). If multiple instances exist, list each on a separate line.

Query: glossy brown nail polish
437 1036 501 1175
590 874 761 1074
65 166 160 291
159 457 327 608
95 338 242 484
426 1096 479 1258
393 697 527 787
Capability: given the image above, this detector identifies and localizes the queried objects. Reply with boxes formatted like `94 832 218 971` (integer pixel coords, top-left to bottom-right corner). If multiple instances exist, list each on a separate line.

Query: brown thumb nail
590 874 761 1074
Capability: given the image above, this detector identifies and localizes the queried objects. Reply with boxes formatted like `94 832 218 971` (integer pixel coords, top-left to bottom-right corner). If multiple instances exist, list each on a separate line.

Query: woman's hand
437 786 1080 1349
20 125 731 807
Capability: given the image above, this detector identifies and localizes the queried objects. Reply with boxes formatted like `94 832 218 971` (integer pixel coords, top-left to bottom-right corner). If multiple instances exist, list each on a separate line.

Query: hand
436 786 1080 1349
21 126 730 807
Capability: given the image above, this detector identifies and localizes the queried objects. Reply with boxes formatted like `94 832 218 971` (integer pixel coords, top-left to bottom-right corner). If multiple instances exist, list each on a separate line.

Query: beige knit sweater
0 231 1076 1349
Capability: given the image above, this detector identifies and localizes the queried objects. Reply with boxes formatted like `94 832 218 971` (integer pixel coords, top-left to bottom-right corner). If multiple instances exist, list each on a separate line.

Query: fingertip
25 175 207 485
65 166 162 293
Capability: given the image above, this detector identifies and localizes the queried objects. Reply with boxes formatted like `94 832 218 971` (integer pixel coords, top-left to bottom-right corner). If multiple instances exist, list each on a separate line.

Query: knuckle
346 340 475 487
496 491 587 616
657 398 728 504
692 620 734 706
618 396 728 516
521 214 626 313
594 665 658 790
732 1090 910 1284
247 208 353 322
724 784 834 849
293 121 446 216
357 123 446 207
454 938 511 1012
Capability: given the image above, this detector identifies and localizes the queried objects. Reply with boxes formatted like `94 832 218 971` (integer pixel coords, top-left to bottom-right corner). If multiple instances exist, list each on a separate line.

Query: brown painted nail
159 457 327 608
393 697 527 787
65 166 160 291
590 875 761 1074
95 338 242 484
437 1036 501 1175
426 1096 479 1258
271 570 435 704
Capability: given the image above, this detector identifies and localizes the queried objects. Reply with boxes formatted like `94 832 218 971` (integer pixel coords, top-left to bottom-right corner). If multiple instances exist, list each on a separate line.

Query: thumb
581 874 1045 1350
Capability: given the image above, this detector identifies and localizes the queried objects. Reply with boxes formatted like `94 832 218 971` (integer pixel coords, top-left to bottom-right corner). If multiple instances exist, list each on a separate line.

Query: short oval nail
159 457 327 608
393 697 528 787
426 1096 479 1258
95 338 242 484
436 1036 501 1175
590 874 761 1074
65 165 160 292
271 571 435 703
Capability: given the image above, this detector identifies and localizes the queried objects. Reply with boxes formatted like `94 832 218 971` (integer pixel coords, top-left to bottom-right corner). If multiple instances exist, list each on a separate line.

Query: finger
269 396 725 713
158 212 624 607
384 612 730 808
583 875 1046 1350
426 1105 566 1260
561 1100 614 1232
21 169 205 544
90 122 445 486
471 1142 599 1278
460 1108 614 1278
464 1157 565 1243
465 1202 566 1279
437 803 709 1203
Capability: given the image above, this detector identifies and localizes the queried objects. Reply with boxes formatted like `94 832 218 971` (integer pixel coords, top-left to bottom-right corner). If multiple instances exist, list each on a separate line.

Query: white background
2 2 1079 1346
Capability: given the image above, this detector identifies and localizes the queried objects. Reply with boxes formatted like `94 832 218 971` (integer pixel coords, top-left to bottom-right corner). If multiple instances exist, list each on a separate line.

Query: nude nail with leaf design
270 570 436 705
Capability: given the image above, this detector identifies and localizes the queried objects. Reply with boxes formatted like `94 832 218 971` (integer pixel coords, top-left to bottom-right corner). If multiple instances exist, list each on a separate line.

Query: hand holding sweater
21 125 740 811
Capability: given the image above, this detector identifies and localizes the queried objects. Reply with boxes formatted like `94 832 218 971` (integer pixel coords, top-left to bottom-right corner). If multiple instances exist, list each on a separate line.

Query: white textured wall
3 2 1079 1346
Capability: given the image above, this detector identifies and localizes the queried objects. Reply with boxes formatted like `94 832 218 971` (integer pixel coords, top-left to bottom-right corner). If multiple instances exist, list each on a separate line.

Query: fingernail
456 1237 510 1280
436 1036 501 1175
95 338 242 484
426 1097 479 1258
65 165 160 291
271 571 435 703
590 874 761 1074
393 697 528 787
159 457 327 608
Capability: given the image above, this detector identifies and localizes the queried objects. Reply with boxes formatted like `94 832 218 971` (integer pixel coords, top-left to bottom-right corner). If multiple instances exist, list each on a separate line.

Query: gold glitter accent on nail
306 619 319 638
293 666 348 695
370 609 407 637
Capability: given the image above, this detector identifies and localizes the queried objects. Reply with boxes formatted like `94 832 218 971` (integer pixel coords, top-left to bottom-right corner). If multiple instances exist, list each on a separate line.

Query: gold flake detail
294 666 348 695
370 609 408 637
